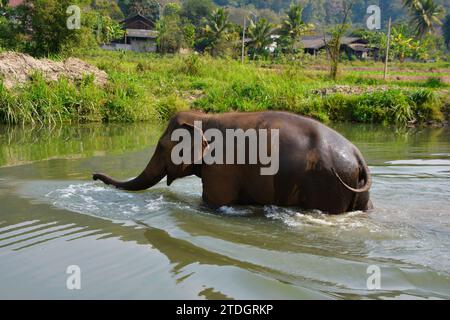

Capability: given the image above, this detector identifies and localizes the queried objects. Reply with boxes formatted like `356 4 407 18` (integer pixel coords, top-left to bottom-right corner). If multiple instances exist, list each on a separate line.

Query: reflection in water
0 123 164 167
0 123 449 299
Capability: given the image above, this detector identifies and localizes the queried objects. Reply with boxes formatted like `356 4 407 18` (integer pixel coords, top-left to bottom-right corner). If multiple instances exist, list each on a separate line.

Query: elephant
93 111 372 214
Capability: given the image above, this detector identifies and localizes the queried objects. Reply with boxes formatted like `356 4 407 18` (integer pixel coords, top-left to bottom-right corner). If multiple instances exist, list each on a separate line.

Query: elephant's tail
332 154 372 194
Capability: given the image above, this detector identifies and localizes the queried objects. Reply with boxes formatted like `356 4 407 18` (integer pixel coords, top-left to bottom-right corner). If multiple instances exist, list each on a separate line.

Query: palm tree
247 18 274 59
403 0 420 8
203 8 232 56
403 0 444 37
279 4 313 53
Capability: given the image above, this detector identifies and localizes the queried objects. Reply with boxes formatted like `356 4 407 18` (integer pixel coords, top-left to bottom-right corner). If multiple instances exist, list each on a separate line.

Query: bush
154 94 189 121
178 54 202 76
424 77 445 88
409 89 444 122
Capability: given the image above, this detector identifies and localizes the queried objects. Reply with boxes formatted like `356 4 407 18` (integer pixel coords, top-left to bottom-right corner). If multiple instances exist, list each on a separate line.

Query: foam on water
263 205 388 233
386 159 450 166
19 178 393 237
37 182 170 223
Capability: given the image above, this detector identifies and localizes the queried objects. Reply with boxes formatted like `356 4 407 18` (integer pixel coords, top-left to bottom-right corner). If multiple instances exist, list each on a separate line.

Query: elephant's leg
300 171 352 214
201 167 241 207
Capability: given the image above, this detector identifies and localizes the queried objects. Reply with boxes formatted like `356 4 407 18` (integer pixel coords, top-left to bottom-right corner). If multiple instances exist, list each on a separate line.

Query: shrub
409 89 444 122
178 54 202 76
424 77 445 88
154 94 189 120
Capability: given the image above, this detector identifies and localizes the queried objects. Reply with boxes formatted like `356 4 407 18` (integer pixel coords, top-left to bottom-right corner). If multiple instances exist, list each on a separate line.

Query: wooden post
241 17 246 63
384 17 392 81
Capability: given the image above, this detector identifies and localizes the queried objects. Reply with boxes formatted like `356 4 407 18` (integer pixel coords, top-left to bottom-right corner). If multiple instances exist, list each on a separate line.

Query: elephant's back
256 112 355 151
266 112 362 176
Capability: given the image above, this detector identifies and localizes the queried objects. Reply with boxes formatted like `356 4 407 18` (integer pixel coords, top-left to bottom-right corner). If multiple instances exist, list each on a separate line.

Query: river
0 122 449 299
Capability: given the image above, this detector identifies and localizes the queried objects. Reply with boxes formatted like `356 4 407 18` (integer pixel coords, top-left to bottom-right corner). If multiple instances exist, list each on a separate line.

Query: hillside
213 0 449 25
115 0 449 28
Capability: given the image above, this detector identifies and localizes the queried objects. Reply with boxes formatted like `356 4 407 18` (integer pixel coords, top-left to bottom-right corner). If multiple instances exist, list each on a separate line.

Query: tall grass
0 50 447 126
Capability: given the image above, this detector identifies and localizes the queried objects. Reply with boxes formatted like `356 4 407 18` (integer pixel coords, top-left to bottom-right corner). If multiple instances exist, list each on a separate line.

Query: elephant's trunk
93 147 166 191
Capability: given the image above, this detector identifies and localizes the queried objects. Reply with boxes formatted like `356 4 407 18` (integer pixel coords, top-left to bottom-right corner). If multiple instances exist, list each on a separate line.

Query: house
301 36 329 56
341 37 371 60
102 14 159 53
300 36 377 60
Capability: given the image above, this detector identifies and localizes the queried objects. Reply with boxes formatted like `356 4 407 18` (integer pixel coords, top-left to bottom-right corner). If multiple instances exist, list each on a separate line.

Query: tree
324 0 353 80
403 0 444 37
157 15 185 53
201 8 232 56
91 0 124 20
17 0 95 56
258 9 281 24
443 14 450 49
0 1 21 50
163 2 181 17
181 0 215 26
157 6 195 53
128 0 160 21
278 4 314 54
247 18 274 59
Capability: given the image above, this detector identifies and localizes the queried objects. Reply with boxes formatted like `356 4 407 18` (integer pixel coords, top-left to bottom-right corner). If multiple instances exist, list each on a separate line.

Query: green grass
0 49 447 126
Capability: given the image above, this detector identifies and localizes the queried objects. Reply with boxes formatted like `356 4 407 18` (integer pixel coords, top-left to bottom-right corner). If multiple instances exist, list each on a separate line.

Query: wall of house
129 39 157 52
101 40 157 53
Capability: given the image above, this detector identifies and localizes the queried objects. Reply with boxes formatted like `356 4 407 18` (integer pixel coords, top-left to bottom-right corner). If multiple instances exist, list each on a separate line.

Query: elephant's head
93 111 209 191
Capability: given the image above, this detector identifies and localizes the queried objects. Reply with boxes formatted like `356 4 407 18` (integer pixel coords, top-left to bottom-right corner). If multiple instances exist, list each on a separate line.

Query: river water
0 123 449 299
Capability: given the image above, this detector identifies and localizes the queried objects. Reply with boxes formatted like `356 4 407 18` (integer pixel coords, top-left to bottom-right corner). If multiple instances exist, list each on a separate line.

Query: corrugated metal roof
347 43 369 52
300 36 367 49
301 37 328 50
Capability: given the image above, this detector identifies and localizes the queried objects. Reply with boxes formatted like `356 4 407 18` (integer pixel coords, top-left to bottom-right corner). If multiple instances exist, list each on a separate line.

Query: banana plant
391 26 414 62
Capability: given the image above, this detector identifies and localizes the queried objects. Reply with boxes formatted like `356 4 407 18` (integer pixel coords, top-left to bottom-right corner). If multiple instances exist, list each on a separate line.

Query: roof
341 37 367 45
126 29 158 38
347 43 369 52
120 13 156 30
301 36 329 50
300 36 368 50
120 13 154 25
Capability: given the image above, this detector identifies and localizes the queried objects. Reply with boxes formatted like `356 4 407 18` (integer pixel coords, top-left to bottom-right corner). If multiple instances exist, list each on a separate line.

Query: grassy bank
0 50 448 126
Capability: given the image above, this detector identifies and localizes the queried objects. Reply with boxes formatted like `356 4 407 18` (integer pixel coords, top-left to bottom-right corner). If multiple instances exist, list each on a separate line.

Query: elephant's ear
180 122 210 165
